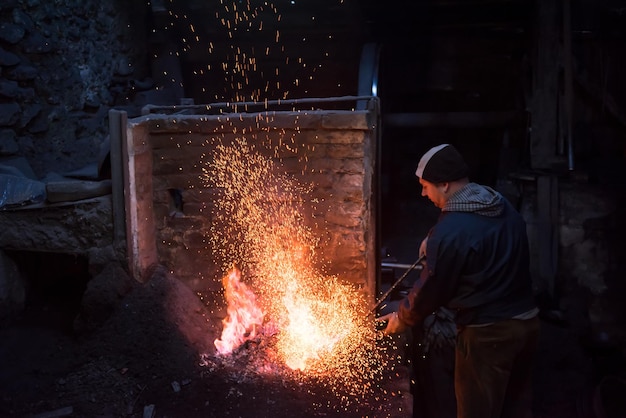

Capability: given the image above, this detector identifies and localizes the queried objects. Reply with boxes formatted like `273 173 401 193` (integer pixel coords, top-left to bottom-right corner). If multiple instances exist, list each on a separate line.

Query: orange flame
278 279 352 371
214 258 365 373
214 267 265 355
205 139 388 398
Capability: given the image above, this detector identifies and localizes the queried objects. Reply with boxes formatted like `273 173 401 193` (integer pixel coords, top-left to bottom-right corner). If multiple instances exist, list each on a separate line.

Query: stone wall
0 0 151 319
0 0 150 178
122 107 379 301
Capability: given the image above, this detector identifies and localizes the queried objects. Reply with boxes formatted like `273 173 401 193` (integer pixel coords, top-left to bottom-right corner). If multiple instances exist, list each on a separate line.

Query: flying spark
201 135 389 400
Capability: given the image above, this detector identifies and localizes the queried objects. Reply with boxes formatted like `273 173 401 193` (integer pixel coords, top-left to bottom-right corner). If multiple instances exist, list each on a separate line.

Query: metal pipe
142 95 378 115
371 254 425 314
381 261 423 271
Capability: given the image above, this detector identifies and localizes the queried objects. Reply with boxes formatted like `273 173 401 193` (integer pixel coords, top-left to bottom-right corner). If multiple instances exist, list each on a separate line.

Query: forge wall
119 106 380 303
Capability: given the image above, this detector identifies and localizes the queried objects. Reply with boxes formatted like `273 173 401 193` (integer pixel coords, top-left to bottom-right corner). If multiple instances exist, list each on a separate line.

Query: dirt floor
0 263 413 418
2 260 626 418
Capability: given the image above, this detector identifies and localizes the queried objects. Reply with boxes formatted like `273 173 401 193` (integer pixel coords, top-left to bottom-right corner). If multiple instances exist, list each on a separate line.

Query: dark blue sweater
399 188 536 327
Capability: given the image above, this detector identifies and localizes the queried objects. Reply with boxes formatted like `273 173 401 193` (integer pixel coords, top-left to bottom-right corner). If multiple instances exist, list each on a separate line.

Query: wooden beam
563 0 574 170
529 0 563 170
108 110 127 245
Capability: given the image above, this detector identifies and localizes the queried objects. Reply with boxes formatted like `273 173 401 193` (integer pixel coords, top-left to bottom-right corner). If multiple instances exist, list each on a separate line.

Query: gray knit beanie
415 144 468 183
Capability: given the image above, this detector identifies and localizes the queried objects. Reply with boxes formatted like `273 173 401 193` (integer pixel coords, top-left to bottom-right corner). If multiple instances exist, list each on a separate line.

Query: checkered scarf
443 183 504 217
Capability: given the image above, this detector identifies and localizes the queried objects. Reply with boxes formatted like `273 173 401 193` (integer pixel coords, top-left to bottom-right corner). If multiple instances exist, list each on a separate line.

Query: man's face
419 178 447 208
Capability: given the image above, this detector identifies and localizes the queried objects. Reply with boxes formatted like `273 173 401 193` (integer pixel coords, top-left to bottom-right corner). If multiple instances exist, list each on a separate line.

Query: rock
0 130 19 156
132 78 154 91
73 262 134 334
12 9 35 33
0 80 21 99
19 103 42 129
0 79 34 100
0 1 19 12
84 91 102 108
0 22 25 44
25 110 50 133
0 155 38 179
21 31 54 54
0 46 20 66
15 134 34 154
0 103 20 126
86 245 122 276
6 64 38 81
115 57 134 76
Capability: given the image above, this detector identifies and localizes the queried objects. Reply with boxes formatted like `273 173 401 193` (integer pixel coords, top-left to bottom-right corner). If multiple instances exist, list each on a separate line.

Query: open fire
113 0 403 411
214 266 264 355
202 136 387 398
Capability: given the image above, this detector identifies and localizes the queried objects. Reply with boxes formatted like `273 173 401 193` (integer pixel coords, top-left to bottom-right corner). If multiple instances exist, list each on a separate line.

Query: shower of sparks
160 0 344 102
156 0 392 406
212 0 292 102
201 136 388 399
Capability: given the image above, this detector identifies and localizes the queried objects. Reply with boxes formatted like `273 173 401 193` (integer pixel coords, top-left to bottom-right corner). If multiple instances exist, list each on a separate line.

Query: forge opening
5 250 90 333
168 188 184 217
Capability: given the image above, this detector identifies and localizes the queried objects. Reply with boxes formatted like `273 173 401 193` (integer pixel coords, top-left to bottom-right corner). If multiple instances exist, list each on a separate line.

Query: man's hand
419 237 428 260
376 312 408 335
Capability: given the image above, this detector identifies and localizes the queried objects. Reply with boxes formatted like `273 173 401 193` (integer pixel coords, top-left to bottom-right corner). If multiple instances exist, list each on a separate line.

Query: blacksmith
379 143 540 418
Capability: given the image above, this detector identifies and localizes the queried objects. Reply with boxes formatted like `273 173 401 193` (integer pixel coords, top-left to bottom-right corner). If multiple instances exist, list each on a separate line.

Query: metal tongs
370 254 425 315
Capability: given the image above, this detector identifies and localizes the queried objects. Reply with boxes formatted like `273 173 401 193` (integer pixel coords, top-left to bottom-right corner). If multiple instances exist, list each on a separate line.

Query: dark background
1 0 626 416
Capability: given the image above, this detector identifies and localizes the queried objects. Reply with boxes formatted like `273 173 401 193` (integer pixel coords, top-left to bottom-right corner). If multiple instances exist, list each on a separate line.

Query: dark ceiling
154 0 625 109
152 0 626 181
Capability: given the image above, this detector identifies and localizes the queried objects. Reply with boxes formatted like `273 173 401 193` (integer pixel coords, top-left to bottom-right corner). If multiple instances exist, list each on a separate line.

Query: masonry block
123 105 379 303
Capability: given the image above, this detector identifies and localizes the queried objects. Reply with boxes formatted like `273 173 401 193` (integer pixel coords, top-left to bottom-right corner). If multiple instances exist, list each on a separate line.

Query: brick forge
116 99 380 310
